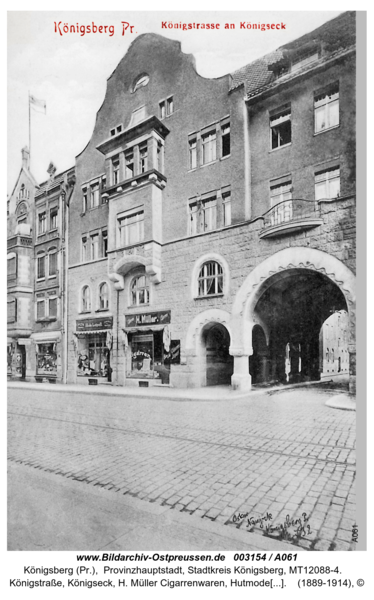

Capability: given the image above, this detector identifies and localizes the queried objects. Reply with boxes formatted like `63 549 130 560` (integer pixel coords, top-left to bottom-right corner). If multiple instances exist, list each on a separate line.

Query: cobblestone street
8 385 356 551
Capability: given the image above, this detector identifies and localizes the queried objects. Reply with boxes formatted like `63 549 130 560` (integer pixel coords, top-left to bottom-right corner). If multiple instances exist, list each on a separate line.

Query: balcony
259 199 323 239
102 169 167 201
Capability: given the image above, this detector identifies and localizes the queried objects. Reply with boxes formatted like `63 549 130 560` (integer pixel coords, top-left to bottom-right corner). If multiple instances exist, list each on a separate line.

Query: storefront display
36 342 57 376
75 317 113 381
125 311 171 383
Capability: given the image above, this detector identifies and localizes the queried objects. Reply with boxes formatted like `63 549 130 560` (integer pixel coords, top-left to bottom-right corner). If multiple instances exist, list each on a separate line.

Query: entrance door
205 324 233 386
15 345 26 379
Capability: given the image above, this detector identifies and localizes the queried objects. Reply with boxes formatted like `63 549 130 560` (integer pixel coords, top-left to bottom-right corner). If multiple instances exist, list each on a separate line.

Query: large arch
230 247 356 392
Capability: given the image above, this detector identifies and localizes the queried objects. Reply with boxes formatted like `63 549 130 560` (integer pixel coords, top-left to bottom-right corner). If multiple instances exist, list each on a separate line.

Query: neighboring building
7 149 75 382
319 310 350 380
7 148 38 379
66 11 356 393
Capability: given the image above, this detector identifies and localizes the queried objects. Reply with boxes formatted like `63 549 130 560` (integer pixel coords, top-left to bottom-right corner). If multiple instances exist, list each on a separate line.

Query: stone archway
184 309 232 387
231 247 356 393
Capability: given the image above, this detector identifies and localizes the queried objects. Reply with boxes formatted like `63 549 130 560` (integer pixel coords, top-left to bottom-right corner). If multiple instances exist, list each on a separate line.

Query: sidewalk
7 378 347 403
8 461 303 552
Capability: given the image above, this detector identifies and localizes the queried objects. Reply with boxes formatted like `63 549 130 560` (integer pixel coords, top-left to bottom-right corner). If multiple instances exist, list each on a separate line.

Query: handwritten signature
232 511 312 540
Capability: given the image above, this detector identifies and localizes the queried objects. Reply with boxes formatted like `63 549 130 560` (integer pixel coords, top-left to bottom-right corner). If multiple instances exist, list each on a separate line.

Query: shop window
77 335 109 377
81 285 91 312
198 261 223 297
315 167 340 200
90 183 100 208
314 83 339 133
38 211 47 235
99 282 109 310
118 211 144 247
125 149 134 179
131 275 149 306
112 156 120 185
37 254 46 279
222 190 231 226
221 121 230 157
36 343 57 376
270 106 291 149
139 141 148 173
37 299 46 319
131 334 154 375
202 130 217 164
189 136 197 170
48 250 57 277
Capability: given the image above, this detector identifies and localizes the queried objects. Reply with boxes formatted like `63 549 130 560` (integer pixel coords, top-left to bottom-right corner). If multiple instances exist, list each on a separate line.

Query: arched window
131 275 149 306
99 282 109 310
198 261 223 297
82 285 91 312
132 73 149 92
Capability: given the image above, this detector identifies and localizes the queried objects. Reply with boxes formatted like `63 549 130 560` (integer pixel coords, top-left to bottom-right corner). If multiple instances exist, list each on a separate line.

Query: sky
7 10 343 194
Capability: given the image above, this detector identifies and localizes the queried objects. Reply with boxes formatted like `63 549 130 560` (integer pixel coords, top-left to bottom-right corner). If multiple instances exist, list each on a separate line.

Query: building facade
7 150 75 383
65 11 356 393
8 12 356 394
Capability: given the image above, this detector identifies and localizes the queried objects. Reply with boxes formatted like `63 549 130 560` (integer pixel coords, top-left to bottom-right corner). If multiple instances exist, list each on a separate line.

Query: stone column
231 354 252 391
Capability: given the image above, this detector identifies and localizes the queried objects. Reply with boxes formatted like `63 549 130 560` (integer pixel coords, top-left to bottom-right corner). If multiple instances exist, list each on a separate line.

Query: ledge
259 218 323 239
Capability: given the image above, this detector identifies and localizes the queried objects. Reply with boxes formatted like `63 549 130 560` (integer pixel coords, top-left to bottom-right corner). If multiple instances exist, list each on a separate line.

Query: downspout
243 98 251 221
62 174 75 384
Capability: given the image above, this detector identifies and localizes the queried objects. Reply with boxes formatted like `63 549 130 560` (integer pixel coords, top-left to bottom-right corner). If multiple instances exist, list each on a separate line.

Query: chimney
21 146 30 170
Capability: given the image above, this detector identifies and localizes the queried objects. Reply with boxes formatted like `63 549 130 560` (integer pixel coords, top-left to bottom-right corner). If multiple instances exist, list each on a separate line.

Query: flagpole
28 91 31 169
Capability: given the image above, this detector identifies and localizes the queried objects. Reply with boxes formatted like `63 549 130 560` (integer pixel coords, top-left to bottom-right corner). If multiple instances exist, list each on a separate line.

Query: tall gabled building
66 11 356 393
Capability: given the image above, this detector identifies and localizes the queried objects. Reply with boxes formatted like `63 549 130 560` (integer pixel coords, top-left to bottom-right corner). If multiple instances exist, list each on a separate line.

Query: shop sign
164 340 181 365
125 310 171 328
76 316 113 331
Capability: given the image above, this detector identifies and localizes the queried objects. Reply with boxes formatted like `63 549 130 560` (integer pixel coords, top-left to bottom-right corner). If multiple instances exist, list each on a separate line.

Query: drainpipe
243 99 251 221
62 174 75 384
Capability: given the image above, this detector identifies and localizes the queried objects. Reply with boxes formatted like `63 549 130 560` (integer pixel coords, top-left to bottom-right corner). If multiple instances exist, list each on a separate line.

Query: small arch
185 308 232 356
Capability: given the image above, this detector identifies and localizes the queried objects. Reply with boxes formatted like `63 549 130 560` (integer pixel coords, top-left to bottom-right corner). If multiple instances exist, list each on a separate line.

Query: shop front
124 310 179 386
31 332 61 382
75 316 113 383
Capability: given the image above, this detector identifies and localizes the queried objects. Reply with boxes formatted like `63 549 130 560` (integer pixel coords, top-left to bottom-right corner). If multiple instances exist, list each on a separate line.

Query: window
38 212 47 235
156 141 164 173
270 107 291 149
98 283 109 310
50 208 58 230
222 190 231 227
125 149 134 179
159 101 166 119
198 261 223 297
82 236 88 262
112 156 120 185
139 141 148 173
189 198 217 235
315 167 340 200
118 211 144 246
102 230 108 257
189 137 197 170
37 299 45 319
7 298 17 323
270 181 293 224
132 73 149 92
314 84 339 133
221 122 230 157
202 130 217 164
37 254 45 279
131 275 150 306
49 297 58 318
82 286 91 312
48 250 57 277
167 96 174 115
82 188 88 213
90 234 99 260
7 255 17 279
90 183 100 208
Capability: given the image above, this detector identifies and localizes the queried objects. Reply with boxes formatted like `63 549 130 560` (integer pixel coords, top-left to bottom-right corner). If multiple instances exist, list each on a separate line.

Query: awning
123 325 165 333
75 329 110 336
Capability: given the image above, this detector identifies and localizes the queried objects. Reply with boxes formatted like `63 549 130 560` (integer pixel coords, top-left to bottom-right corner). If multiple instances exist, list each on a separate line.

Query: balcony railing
259 199 323 239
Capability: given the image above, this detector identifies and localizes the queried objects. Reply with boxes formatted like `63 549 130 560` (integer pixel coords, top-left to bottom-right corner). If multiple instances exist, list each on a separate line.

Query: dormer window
132 73 149 93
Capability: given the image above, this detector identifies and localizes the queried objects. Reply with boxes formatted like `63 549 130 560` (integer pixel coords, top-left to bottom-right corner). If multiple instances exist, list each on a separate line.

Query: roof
35 166 74 198
229 11 355 98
